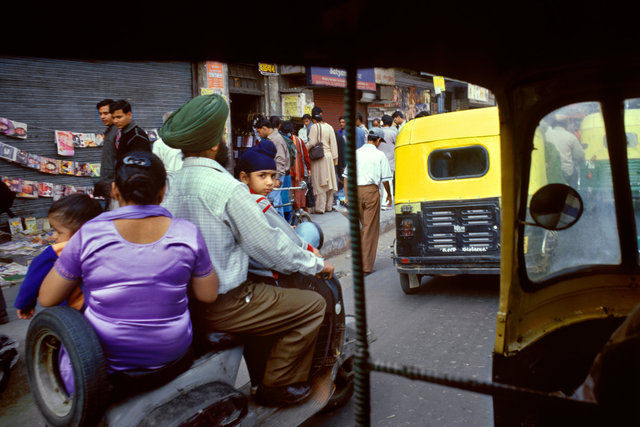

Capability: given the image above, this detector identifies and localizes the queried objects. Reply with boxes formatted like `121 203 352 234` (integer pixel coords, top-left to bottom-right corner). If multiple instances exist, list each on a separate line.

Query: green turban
159 94 229 151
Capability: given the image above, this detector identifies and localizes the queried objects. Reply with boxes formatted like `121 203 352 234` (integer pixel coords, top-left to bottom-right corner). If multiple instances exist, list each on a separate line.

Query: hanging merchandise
55 130 75 156
71 132 104 148
0 143 17 162
0 117 27 140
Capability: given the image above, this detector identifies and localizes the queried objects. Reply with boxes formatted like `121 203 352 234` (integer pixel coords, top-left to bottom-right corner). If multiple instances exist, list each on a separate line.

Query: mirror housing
529 183 583 230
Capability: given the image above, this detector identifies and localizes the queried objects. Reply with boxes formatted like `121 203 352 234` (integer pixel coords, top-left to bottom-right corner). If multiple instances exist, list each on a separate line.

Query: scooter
24 223 362 427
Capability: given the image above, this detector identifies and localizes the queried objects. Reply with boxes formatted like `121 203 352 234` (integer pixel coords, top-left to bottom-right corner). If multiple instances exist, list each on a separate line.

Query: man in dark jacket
94 98 118 201
110 99 151 162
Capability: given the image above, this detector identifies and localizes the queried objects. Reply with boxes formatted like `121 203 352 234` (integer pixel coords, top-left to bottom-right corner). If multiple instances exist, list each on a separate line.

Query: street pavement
0 204 396 424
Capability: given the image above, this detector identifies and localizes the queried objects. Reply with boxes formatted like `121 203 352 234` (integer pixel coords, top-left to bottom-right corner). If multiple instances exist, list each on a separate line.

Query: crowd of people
12 94 410 407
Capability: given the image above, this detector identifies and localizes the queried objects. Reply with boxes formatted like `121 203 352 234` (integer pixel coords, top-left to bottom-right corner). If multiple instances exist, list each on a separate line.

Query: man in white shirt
357 112 369 139
150 111 183 173
379 114 397 207
343 127 392 275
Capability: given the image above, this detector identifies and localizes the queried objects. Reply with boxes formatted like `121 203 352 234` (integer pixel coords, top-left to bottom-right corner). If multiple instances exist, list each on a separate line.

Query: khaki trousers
314 189 335 213
192 280 326 387
358 184 381 273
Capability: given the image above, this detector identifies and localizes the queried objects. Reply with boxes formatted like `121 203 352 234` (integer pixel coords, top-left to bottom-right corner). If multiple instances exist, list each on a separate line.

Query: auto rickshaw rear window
428 145 489 180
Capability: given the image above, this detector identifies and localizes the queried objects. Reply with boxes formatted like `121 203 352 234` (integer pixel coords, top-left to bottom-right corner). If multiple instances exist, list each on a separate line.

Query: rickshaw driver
159 94 335 407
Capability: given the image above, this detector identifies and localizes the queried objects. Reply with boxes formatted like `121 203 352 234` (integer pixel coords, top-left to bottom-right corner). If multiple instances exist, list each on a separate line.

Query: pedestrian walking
281 120 311 212
307 107 339 214
343 127 392 275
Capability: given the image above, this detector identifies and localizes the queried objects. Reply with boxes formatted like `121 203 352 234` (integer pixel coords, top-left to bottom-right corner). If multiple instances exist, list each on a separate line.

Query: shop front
0 58 195 226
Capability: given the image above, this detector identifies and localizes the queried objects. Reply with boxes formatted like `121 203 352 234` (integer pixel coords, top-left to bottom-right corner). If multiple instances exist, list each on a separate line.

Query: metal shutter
313 88 368 130
0 58 194 222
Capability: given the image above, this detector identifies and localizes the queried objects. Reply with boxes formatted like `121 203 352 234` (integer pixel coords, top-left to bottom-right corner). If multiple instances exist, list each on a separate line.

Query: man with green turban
160 94 335 406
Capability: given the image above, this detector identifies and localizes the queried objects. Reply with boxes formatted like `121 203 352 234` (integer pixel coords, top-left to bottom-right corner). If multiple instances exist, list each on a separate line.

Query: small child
14 193 103 319
237 140 321 281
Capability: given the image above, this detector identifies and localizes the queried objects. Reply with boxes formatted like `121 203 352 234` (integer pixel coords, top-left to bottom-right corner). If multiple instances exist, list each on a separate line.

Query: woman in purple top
40 151 218 376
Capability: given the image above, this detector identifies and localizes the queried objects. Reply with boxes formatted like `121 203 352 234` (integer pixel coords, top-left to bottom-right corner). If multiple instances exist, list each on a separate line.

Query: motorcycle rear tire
26 306 109 427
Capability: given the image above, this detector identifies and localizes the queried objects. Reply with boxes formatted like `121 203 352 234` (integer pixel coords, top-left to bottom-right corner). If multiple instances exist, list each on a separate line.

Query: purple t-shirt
55 204 213 372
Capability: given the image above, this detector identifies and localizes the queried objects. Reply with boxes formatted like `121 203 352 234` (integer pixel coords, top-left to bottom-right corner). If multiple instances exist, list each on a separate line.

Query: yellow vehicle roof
396 106 500 147
394 107 502 204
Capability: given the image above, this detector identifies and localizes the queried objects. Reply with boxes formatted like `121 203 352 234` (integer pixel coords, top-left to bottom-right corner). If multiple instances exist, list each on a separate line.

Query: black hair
280 120 294 134
96 99 114 110
115 151 167 205
269 116 281 129
415 111 430 118
49 193 103 232
311 106 323 121
392 110 405 119
110 99 132 114
339 115 345 121
302 114 312 120
356 112 363 122
254 117 273 129
382 114 393 126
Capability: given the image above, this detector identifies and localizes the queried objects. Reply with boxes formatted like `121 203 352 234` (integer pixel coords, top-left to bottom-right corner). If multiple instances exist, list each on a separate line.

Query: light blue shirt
162 157 324 294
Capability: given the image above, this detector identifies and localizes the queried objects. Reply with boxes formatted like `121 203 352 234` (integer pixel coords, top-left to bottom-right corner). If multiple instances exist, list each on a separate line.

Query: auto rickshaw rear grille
420 199 500 257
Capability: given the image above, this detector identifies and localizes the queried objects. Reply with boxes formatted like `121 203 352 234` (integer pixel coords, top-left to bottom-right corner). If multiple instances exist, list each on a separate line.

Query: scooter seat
202 331 244 351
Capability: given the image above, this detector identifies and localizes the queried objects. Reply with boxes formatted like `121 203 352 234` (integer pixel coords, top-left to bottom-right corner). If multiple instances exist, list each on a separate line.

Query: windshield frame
518 97 640 291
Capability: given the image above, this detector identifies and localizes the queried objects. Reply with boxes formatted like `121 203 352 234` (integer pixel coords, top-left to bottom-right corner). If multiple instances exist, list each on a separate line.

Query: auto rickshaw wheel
26 306 109 427
399 273 422 295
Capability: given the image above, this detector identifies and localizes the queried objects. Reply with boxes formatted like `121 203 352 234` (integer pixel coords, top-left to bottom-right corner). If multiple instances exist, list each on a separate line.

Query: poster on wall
55 130 75 156
282 94 305 118
0 117 27 139
206 61 225 90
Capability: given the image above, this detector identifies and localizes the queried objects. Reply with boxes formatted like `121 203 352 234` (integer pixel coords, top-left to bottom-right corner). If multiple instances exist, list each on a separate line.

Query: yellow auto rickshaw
580 107 640 206
393 107 502 294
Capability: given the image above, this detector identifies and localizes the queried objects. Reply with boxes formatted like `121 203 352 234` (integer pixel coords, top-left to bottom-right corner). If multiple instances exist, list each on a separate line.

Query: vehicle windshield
525 102 622 281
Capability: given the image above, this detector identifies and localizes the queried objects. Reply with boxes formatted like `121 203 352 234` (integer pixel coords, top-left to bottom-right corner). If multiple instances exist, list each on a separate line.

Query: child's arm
39 267 80 307
14 245 58 319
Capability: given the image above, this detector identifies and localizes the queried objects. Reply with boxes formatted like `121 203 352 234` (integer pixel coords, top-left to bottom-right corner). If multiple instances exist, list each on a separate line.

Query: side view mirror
529 183 583 230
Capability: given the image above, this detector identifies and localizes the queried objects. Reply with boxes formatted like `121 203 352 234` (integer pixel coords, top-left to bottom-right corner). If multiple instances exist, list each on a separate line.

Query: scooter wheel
26 306 108 427
322 356 354 412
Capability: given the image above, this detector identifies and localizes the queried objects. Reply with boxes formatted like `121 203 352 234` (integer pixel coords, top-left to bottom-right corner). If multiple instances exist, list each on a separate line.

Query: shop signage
374 68 395 85
258 63 278 76
468 83 490 102
433 76 446 95
308 67 376 91
206 61 225 90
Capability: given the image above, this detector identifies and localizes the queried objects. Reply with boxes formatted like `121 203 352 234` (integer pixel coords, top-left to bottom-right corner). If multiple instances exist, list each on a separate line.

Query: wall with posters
0 58 194 227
